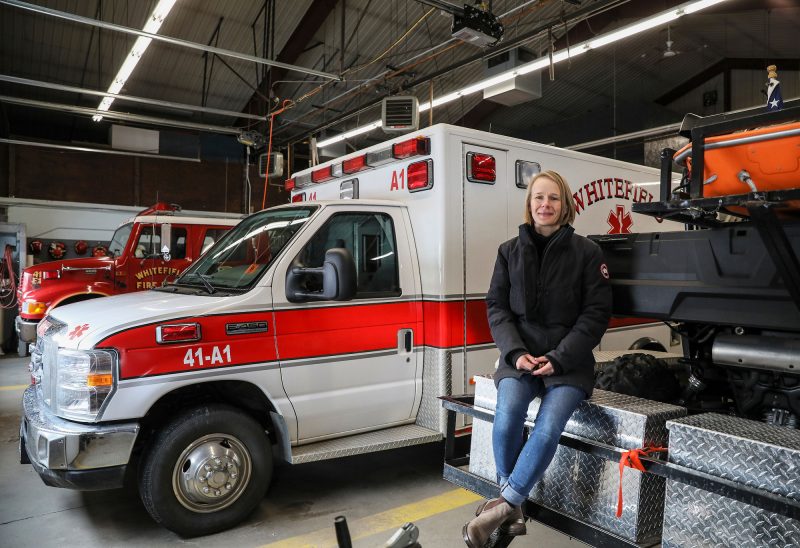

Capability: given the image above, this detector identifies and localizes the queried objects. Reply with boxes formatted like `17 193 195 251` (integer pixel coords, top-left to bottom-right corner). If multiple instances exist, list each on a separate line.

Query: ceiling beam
238 0 338 124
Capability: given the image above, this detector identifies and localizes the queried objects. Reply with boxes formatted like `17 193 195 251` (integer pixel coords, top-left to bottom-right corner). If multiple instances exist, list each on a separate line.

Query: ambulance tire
138 404 272 537
594 353 681 403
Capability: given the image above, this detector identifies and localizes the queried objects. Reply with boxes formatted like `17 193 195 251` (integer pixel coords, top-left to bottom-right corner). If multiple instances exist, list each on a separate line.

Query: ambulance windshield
109 223 134 257
176 206 317 291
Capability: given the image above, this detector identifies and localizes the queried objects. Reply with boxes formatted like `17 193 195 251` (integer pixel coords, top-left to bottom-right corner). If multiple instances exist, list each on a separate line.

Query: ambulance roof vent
382 96 419 133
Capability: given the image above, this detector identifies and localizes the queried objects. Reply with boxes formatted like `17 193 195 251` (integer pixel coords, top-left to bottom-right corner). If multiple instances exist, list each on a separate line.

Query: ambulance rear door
462 142 510 403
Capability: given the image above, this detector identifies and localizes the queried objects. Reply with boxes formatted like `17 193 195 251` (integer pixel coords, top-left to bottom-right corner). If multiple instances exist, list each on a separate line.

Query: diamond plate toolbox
470 375 686 544
663 413 800 547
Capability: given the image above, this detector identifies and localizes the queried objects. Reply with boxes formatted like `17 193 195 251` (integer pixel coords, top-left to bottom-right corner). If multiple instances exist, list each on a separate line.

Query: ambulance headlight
55 348 117 421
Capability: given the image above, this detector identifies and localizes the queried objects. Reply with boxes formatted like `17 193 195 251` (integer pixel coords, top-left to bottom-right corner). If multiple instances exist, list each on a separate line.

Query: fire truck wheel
138 404 272 537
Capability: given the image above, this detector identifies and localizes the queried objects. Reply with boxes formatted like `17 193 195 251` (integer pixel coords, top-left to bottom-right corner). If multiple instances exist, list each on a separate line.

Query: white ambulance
19 124 677 536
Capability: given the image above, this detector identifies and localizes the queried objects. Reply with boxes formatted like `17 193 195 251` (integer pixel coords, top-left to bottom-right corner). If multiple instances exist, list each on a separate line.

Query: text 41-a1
183 345 232 367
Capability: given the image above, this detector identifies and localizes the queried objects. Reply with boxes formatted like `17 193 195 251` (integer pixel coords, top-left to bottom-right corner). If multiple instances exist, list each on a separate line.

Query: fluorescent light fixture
315 0 730 148
93 0 177 122
317 121 383 149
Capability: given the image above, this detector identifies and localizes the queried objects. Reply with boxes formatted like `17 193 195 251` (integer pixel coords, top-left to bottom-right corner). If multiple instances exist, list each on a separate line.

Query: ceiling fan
661 26 681 59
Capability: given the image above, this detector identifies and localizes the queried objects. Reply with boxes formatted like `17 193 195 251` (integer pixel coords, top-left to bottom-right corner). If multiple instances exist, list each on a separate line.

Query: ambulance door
272 206 419 442
463 144 509 400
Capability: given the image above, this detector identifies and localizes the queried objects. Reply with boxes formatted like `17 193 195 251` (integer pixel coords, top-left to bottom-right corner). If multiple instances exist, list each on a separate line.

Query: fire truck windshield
176 206 317 291
109 223 134 257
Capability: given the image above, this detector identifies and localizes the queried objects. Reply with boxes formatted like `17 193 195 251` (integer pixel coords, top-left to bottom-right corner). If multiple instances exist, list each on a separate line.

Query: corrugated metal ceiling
0 0 796 152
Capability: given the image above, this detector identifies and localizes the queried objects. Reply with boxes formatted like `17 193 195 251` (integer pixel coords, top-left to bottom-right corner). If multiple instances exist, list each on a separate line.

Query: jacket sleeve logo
600 264 610 279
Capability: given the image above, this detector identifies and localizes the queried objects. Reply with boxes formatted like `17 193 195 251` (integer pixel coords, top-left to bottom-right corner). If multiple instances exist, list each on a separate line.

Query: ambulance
19 124 678 536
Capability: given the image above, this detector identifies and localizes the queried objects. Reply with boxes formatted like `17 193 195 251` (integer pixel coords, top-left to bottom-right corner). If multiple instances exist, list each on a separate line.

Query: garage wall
0 142 289 213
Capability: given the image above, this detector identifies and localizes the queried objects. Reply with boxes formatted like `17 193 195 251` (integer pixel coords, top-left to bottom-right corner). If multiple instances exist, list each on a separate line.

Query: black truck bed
591 223 800 332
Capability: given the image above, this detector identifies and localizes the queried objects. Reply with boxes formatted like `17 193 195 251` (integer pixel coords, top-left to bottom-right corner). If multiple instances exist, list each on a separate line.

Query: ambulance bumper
19 386 139 490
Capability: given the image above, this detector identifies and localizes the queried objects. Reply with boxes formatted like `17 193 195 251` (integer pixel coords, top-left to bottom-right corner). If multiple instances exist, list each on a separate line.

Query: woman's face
530 177 562 228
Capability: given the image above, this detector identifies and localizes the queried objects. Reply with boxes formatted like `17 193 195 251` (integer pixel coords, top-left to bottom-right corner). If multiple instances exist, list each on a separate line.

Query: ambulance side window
296 212 400 298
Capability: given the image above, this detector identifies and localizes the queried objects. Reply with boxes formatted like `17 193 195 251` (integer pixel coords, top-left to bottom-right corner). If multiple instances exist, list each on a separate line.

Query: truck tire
594 353 681 403
138 404 272 537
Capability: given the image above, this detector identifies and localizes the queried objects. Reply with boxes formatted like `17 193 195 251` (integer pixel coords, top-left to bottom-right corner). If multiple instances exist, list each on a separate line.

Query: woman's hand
515 354 538 371
531 358 554 376
515 354 554 375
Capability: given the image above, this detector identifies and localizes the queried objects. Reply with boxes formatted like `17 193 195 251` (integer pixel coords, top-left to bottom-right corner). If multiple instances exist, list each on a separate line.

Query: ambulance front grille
32 318 67 410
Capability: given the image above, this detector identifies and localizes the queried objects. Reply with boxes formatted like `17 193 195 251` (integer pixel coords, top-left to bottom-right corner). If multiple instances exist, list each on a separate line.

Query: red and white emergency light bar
284 135 497 200
285 136 432 193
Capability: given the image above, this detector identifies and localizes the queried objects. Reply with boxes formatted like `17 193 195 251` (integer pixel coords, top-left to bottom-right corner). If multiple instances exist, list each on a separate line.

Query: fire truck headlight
55 349 117 421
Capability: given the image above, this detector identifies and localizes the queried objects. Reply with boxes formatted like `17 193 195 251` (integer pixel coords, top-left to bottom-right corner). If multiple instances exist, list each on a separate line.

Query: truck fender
134 380 284 461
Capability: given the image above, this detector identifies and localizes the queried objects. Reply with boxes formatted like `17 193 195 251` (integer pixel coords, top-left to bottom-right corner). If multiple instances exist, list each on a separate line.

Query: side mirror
286 248 357 303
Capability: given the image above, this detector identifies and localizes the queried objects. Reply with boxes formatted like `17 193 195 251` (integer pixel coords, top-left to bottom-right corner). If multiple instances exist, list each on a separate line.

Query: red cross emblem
607 205 633 234
68 324 90 340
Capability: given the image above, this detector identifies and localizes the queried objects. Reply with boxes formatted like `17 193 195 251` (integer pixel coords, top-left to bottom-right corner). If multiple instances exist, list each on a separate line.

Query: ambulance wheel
138 404 272 537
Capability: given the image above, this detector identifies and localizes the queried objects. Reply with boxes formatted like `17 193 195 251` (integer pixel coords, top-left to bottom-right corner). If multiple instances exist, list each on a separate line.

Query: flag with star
766 64 783 111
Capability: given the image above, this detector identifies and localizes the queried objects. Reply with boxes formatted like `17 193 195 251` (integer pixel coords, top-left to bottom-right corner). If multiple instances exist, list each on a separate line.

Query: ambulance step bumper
290 424 441 464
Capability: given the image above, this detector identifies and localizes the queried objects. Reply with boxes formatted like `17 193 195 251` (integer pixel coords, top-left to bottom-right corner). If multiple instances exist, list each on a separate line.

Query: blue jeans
492 376 585 507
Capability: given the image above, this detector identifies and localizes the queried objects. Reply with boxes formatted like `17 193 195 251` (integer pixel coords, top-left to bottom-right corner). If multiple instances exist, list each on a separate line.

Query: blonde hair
523 170 576 226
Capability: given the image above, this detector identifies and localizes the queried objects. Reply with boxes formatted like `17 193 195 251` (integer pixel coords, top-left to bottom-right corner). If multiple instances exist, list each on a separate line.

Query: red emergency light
291 193 306 202
407 159 433 192
311 166 335 184
342 155 369 174
156 323 201 344
468 153 496 183
284 178 295 191
392 137 430 159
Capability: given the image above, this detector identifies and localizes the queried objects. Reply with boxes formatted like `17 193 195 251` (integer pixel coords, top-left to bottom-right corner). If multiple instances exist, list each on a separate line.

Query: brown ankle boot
463 497 516 547
474 498 527 536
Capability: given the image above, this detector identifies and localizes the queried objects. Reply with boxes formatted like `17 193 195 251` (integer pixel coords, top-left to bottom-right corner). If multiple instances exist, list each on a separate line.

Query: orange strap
616 446 667 518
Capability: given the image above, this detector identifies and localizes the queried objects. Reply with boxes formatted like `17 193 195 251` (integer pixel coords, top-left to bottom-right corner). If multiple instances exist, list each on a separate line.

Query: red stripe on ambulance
101 300 656 380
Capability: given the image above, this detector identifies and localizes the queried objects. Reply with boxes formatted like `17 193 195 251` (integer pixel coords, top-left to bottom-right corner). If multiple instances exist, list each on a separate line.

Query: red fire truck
15 202 239 350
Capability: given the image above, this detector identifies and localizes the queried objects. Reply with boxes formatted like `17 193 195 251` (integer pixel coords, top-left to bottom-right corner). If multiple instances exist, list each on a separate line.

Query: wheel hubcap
172 433 252 513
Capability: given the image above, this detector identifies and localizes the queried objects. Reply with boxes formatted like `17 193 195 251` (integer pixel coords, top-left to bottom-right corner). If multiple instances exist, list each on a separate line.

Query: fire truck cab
15 202 237 349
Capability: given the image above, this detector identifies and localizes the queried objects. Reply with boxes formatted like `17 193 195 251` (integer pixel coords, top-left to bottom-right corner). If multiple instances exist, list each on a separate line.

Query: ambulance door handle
398 329 413 355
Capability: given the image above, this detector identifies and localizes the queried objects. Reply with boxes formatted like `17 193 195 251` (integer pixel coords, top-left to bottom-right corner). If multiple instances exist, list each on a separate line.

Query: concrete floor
0 354 585 547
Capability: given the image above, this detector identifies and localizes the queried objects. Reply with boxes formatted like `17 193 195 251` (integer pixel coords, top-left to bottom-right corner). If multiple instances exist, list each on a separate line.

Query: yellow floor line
262 487 482 548
0 384 28 391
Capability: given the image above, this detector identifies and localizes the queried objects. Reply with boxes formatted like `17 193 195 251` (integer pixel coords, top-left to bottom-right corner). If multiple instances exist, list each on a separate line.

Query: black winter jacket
486 223 612 397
